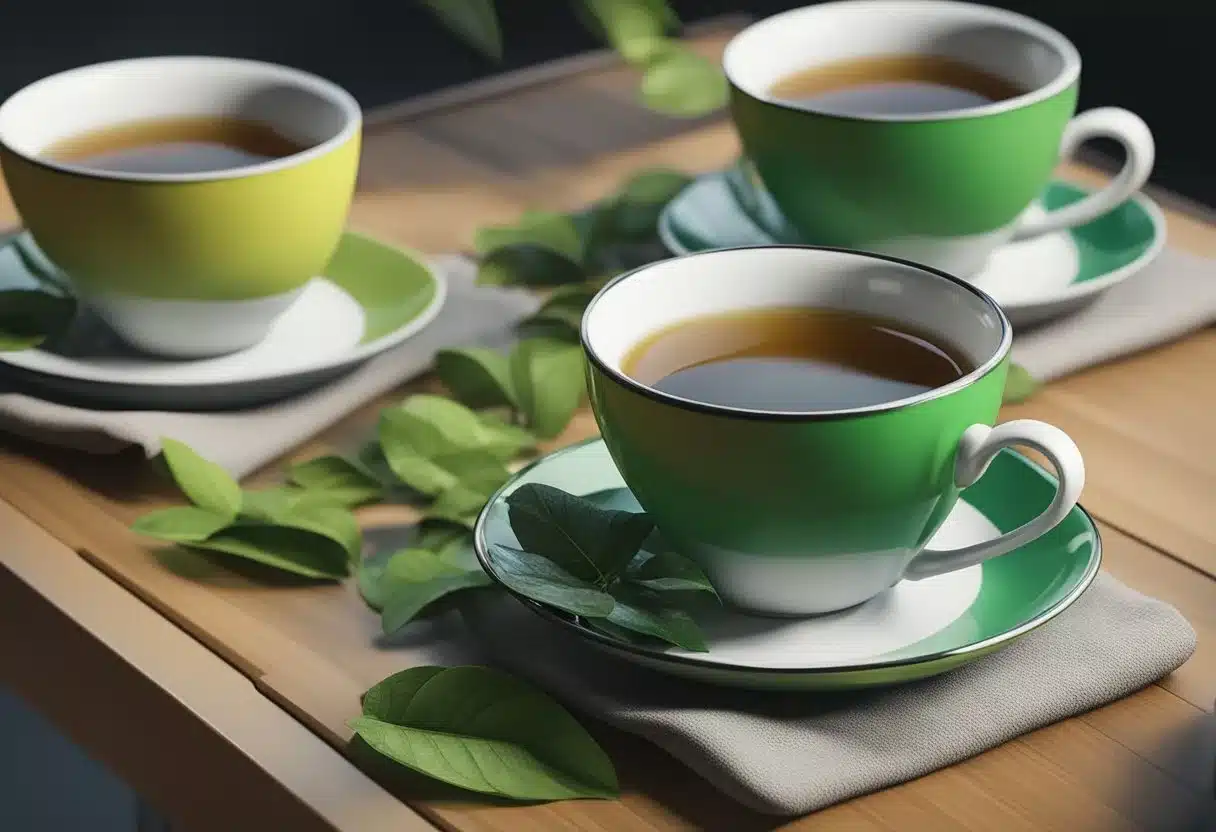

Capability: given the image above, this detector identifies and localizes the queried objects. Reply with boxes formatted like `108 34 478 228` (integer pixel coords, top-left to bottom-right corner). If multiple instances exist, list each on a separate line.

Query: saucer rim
0 229 446 388
657 173 1167 313
473 436 1103 678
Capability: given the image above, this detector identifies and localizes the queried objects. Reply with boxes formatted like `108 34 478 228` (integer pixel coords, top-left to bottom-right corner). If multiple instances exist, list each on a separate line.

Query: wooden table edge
0 498 436 832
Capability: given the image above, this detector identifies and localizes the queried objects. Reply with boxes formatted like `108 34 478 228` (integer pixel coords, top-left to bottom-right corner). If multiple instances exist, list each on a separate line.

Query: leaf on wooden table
187 525 350 580
435 347 517 409
509 338 586 439
159 438 242 520
288 456 384 507
474 210 583 262
351 665 617 800
639 45 728 117
477 245 585 288
582 0 670 64
130 505 232 543
379 549 493 634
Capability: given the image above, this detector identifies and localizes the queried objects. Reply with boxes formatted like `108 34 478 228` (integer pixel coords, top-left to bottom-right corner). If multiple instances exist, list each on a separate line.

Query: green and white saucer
0 231 445 410
473 438 1102 691
658 165 1166 329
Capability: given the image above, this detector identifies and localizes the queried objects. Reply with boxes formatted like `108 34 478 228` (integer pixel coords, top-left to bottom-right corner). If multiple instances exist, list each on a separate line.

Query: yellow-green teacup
0 57 361 357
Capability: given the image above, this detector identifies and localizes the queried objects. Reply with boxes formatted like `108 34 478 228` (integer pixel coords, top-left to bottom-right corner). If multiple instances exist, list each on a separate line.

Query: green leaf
356 550 394 612
583 0 669 64
288 456 384 507
419 0 502 60
238 487 363 562
474 210 583 262
188 525 349 579
160 438 242 520
626 549 716 595
612 168 692 237
130 506 232 543
509 338 586 439
378 408 510 496
505 483 654 583
425 473 506 528
519 306 584 341
640 46 728 117
490 544 616 617
379 549 492 634
477 244 586 288
435 347 517 409
1003 362 1041 404
356 441 397 485
351 666 618 800
605 583 707 651
416 522 476 562
400 395 534 461
0 289 76 351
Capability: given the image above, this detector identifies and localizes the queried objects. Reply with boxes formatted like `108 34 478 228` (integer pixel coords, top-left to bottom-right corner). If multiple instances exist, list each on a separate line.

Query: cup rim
580 244 1014 422
722 0 1082 124
0 55 362 183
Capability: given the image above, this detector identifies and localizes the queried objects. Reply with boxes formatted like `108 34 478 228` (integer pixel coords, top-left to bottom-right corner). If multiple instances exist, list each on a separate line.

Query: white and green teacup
582 246 1085 616
0 57 361 357
725 1 1155 278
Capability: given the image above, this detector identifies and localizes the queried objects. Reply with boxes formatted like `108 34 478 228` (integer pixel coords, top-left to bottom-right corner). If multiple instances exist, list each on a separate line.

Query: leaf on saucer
351 665 618 800
288 456 384 508
0 289 77 351
504 483 654 583
475 210 583 262
605 583 707 651
509 338 586 439
639 46 728 117
379 548 493 634
187 525 349 580
477 244 586 288
160 438 242 521
489 544 616 617
1003 362 1041 404
436 347 517 409
130 505 232 543
626 549 716 596
419 0 502 60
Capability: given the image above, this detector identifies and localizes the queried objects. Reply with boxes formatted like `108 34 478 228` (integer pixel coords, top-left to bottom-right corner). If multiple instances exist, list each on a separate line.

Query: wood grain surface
0 25 1212 832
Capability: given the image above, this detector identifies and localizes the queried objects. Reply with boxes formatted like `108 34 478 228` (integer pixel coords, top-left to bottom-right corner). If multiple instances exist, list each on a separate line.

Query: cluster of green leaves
493 483 716 651
420 0 727 117
131 440 364 579
350 665 618 801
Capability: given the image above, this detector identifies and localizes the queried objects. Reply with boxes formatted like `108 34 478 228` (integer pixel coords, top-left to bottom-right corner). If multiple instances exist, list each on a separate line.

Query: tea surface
623 307 971 412
769 54 1025 116
45 116 307 174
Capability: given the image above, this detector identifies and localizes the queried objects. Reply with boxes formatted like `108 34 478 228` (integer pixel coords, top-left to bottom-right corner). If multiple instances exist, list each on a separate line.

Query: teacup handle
1012 107 1155 241
903 420 1085 581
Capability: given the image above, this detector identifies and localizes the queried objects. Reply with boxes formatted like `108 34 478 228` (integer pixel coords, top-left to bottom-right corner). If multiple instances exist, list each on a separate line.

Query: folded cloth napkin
461 573 1196 817
0 257 539 478
1011 244 1216 380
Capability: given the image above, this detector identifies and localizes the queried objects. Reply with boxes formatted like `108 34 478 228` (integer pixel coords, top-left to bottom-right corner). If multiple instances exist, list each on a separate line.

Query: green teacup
0 57 361 357
725 1 1155 278
583 246 1085 616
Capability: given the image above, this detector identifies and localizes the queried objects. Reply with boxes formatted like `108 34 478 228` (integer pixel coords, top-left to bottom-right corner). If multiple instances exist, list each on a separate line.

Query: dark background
1 1 1211 205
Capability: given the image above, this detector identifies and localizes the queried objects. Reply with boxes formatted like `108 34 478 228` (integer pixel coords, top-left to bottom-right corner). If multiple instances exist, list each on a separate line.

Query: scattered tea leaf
288 456 384 507
519 306 584 341
379 549 492 633
130 505 231 543
640 46 728 117
400 395 533 461
188 525 349 579
160 438 242 520
435 347 517 409
0 289 76 351
509 338 586 439
356 441 397 485
477 244 585 288
356 550 394 612
583 0 669 64
612 168 692 237
606 583 707 651
490 544 615 617
626 548 716 595
474 210 583 262
426 475 504 528
237 486 362 562
419 0 502 60
505 483 654 582
1003 362 1041 404
351 666 618 800
379 408 510 495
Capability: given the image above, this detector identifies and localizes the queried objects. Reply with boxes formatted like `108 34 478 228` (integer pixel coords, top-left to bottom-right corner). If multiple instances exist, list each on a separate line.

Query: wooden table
2 26 1213 832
